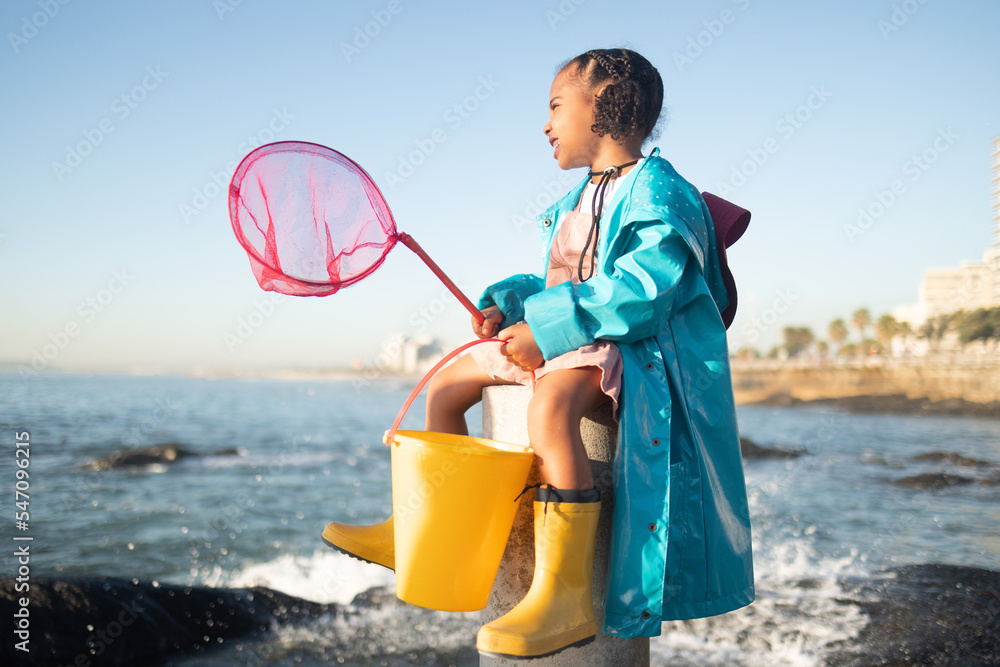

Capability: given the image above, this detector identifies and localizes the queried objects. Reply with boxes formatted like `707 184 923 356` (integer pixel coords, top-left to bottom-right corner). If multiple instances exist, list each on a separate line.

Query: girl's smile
543 67 644 176
544 69 602 171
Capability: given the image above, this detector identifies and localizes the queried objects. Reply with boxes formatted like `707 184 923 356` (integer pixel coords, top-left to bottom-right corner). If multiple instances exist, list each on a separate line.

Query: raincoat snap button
645 362 654 370
648 523 656 531
652 438 660 446
641 611 651 620
542 218 552 227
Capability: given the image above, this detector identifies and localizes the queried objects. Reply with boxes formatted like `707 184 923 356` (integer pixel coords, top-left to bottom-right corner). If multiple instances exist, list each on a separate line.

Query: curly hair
560 48 664 143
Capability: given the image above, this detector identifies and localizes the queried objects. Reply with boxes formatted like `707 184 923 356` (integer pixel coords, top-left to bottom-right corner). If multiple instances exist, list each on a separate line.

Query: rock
910 451 994 468
739 436 805 459
830 563 1000 666
0 576 331 667
349 585 400 609
209 447 241 457
891 473 976 490
755 393 804 407
80 443 241 471
7 564 999 666
749 393 1000 418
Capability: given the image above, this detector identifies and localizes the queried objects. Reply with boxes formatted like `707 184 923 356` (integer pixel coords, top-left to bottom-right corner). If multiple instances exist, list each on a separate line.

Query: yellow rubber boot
477 487 600 659
321 515 395 571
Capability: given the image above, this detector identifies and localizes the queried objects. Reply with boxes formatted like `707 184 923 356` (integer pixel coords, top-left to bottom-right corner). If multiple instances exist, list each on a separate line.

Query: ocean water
1 372 998 666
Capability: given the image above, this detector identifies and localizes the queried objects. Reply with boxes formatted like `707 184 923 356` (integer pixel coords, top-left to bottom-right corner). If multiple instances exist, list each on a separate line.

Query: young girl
324 48 754 659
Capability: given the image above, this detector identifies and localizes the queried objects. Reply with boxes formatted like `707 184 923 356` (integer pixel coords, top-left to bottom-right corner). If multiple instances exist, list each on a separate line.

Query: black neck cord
578 158 640 282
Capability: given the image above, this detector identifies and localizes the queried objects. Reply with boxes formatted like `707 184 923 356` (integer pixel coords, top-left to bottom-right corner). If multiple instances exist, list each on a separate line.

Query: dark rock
891 473 977 490
80 443 241 471
829 563 1000 666
209 447 241 457
750 393 1000 419
755 393 804 407
910 451 994 468
739 436 805 459
0 576 332 667
349 585 400 609
861 454 893 467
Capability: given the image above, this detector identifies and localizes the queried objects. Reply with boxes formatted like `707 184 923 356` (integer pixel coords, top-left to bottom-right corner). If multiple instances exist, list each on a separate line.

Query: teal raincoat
478 149 754 637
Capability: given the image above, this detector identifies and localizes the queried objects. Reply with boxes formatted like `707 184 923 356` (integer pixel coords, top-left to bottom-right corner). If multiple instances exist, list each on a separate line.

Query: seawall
730 360 1000 405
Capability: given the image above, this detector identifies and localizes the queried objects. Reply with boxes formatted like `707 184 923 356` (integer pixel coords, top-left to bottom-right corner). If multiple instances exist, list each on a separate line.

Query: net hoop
228 141 399 296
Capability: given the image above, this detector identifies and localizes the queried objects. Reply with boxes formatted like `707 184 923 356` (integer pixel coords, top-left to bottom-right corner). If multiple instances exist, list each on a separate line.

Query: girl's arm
476 272 546 330
523 218 694 360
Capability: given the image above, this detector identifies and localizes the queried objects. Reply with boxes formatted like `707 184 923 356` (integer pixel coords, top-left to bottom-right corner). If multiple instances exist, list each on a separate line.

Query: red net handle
397 233 485 326
383 338 501 446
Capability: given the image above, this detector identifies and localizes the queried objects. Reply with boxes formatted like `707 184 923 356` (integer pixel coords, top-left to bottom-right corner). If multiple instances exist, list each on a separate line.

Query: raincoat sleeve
477 273 546 327
523 217 694 360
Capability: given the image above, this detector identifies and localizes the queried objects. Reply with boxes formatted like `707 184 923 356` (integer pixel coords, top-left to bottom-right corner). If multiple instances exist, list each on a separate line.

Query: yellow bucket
389 429 534 611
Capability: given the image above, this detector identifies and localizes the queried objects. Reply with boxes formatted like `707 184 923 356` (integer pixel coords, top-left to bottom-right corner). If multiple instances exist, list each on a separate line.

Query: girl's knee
527 385 573 427
426 362 485 414
425 373 461 411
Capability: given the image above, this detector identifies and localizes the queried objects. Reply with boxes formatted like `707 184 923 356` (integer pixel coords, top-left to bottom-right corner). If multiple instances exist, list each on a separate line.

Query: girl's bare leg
424 353 516 435
526 368 608 489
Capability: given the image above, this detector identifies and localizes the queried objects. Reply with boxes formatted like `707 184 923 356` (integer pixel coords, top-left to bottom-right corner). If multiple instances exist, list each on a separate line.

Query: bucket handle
384 338 503 446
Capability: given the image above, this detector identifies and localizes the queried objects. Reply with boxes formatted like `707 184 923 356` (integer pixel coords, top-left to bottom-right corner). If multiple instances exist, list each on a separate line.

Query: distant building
895 136 1000 327
371 333 447 375
401 336 445 375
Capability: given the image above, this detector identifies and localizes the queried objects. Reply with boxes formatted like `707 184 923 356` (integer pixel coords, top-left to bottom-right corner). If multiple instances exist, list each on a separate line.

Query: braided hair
560 48 664 143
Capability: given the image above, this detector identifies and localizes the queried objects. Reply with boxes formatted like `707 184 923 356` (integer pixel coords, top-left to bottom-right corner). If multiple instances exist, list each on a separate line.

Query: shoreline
5 364 999 418
741 392 1000 418
731 361 1000 418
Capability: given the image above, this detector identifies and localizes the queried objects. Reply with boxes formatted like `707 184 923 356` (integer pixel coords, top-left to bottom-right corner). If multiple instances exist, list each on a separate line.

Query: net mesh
229 141 397 296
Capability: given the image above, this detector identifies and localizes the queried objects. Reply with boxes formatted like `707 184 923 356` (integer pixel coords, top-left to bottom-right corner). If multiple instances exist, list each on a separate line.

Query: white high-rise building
990 135 1000 295
895 136 1000 327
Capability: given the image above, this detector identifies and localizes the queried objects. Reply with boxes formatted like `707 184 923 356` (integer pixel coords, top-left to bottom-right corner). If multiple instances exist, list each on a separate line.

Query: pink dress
471 186 624 417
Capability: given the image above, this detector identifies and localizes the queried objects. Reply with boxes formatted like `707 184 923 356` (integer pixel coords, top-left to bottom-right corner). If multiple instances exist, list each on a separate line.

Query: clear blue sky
2 0 998 374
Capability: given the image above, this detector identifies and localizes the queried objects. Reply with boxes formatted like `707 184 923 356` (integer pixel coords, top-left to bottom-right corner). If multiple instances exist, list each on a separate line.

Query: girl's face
543 68 603 170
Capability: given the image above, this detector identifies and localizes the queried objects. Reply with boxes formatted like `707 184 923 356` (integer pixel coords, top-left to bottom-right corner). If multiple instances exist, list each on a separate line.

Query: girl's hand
498 323 543 371
476 307 505 339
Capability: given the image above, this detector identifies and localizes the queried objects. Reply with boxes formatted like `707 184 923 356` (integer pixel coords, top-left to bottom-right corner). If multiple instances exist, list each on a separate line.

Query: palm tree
828 318 848 350
851 308 871 341
782 326 815 358
919 312 958 351
875 314 900 351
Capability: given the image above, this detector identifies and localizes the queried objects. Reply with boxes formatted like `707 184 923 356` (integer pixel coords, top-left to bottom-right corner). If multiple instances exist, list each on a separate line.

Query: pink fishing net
229 141 397 297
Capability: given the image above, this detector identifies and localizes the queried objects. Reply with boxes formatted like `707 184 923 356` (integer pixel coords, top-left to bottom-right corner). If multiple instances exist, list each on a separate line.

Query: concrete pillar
479 385 650 667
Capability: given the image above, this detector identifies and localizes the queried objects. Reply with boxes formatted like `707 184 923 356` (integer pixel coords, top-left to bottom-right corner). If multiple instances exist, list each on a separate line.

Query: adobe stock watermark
714 84 832 197
340 0 406 63
877 0 931 40
673 0 752 73
223 292 287 352
213 0 246 21
64 396 180 511
842 126 958 243
511 171 577 234
178 107 294 225
77 596 144 663
187 439 301 558
740 288 798 345
7 0 73 54
382 75 501 192
51 66 169 182
351 287 459 390
18 268 135 380
395 450 472 522
545 0 587 30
